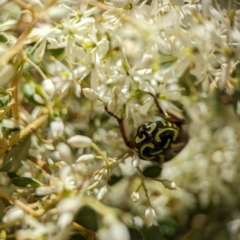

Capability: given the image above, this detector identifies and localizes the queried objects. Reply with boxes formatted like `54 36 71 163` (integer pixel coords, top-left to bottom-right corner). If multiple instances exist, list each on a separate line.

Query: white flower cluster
0 0 240 239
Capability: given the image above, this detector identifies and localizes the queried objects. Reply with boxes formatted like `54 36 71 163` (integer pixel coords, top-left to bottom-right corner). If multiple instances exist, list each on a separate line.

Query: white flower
57 197 82 213
2 207 25 223
97 186 108 200
50 118 64 139
27 25 62 62
98 215 130 240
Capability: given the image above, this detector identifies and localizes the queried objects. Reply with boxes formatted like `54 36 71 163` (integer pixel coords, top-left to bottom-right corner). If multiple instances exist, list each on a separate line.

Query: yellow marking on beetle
163 138 171 148
140 142 164 160
161 121 167 127
146 122 157 134
140 142 154 159
135 134 146 144
170 142 186 149
152 149 163 155
134 147 139 153
158 154 165 163
155 128 179 142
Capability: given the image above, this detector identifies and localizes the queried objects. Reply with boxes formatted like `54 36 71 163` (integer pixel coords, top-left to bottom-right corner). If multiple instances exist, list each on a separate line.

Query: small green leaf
131 90 142 98
49 48 64 57
75 206 98 232
143 225 164 240
0 34 8 43
34 84 47 101
3 136 31 172
24 82 35 98
24 82 46 106
129 227 145 240
0 95 10 107
121 60 129 73
142 165 162 178
11 177 43 187
70 233 88 240
108 174 123 186
0 157 14 172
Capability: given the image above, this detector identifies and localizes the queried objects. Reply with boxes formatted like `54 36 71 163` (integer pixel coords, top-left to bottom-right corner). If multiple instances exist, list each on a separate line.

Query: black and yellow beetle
105 91 189 164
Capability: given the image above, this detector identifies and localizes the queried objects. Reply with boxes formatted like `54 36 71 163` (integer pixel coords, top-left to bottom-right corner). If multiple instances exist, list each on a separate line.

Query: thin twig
72 222 96 240
0 113 49 155
0 188 40 217
136 167 152 206
25 57 48 80
11 62 24 120
28 155 52 175
0 0 58 66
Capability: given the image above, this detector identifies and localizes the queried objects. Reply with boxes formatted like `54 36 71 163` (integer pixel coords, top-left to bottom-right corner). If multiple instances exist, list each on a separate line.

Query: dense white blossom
0 0 240 239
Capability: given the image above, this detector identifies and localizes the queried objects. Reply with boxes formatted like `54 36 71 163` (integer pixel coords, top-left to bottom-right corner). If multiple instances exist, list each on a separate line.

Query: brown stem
104 106 134 149
11 62 24 120
0 0 58 66
144 91 186 124
72 222 96 240
28 155 52 175
0 188 40 217
0 113 49 155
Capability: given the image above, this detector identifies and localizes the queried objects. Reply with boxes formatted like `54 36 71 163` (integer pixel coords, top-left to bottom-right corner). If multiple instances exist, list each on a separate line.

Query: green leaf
24 82 35 98
158 218 177 238
10 177 43 187
75 206 98 232
143 225 164 240
3 136 31 172
48 48 64 57
0 95 10 107
142 165 162 178
0 157 14 172
23 82 46 106
121 60 129 73
70 233 88 240
108 174 123 186
0 34 8 43
129 227 145 240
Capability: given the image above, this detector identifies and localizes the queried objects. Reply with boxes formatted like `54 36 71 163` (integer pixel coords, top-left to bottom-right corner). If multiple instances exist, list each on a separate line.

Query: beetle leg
104 106 134 149
144 91 186 124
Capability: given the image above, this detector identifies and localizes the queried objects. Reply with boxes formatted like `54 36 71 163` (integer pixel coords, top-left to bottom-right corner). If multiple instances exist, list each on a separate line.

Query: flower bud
145 207 155 226
97 186 108 200
50 119 64 138
36 186 57 196
67 135 92 148
42 79 55 99
131 191 140 202
131 154 140 167
107 99 116 112
161 179 178 190
83 88 99 100
56 142 72 164
113 86 121 97
76 154 95 164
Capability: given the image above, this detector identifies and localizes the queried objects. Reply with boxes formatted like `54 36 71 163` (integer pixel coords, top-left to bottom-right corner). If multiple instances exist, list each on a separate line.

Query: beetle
105 91 189 164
